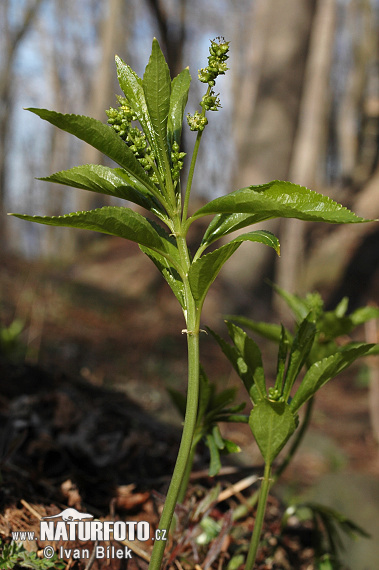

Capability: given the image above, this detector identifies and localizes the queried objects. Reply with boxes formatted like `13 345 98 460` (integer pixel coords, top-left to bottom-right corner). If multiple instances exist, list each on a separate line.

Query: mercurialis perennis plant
9 38 377 569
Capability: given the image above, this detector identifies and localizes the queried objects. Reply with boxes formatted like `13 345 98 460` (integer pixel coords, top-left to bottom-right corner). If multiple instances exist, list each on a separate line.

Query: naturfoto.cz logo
11 508 166 562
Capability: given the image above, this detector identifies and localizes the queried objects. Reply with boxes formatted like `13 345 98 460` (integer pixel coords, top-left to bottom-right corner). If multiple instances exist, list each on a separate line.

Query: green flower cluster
171 141 186 182
187 111 208 132
200 91 221 112
198 37 230 86
106 96 157 182
187 37 229 132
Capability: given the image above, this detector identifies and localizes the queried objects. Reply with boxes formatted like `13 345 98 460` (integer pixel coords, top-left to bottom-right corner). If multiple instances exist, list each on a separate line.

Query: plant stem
148 283 200 569
176 435 198 505
245 462 272 570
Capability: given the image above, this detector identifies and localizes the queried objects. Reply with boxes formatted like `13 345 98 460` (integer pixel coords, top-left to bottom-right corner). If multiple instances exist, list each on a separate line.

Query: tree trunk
274 0 337 317
221 0 317 300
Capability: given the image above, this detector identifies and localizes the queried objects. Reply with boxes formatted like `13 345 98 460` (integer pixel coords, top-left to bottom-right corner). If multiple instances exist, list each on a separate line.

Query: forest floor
0 238 378 569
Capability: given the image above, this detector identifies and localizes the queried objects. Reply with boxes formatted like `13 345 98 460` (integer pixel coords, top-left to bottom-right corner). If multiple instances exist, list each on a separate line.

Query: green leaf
115 56 153 145
189 241 240 304
201 213 264 247
223 439 241 454
212 425 225 449
191 180 373 225
10 206 177 256
350 305 379 326
282 315 317 401
206 433 222 476
225 315 285 344
225 322 267 400
271 283 320 321
290 343 376 413
139 246 185 308
206 326 261 404
249 399 297 463
168 67 191 146
143 38 171 175
275 325 291 395
39 164 163 214
189 231 279 305
26 108 157 195
229 230 280 255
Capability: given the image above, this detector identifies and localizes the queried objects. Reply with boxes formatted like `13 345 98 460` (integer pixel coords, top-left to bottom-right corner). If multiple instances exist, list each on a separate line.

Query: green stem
274 397 314 481
245 462 272 570
176 435 198 505
148 239 200 568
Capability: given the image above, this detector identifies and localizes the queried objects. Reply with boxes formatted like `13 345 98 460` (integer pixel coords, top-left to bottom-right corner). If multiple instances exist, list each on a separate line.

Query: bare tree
0 0 44 246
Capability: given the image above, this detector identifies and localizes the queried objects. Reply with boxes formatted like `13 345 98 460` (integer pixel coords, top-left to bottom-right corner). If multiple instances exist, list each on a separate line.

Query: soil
0 239 378 569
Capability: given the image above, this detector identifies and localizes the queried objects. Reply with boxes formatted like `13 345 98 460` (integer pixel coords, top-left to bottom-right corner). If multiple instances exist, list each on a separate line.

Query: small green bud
268 387 283 402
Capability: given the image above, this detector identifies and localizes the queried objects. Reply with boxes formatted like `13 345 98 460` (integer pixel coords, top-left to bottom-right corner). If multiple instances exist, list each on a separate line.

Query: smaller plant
0 540 65 569
209 290 378 569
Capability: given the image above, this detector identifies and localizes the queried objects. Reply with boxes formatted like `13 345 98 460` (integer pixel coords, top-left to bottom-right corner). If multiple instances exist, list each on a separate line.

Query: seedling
9 38 375 569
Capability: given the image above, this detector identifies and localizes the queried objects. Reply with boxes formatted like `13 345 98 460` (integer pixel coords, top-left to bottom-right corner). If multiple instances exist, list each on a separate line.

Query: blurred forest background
1 0 379 307
1 2 379 567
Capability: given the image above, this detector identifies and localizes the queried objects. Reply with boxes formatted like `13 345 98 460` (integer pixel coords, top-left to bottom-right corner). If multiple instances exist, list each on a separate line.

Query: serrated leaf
116 53 166 184
168 67 191 146
206 326 261 404
40 164 162 214
189 231 279 306
201 212 264 247
226 322 267 400
139 245 185 308
143 38 171 175
290 343 376 413
26 108 157 195
10 206 177 256
189 241 240 304
192 180 373 225
249 399 297 464
115 56 153 143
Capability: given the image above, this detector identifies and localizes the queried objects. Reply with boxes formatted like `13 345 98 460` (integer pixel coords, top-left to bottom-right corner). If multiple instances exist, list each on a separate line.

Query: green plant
209 293 378 568
9 38 376 569
0 540 65 569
